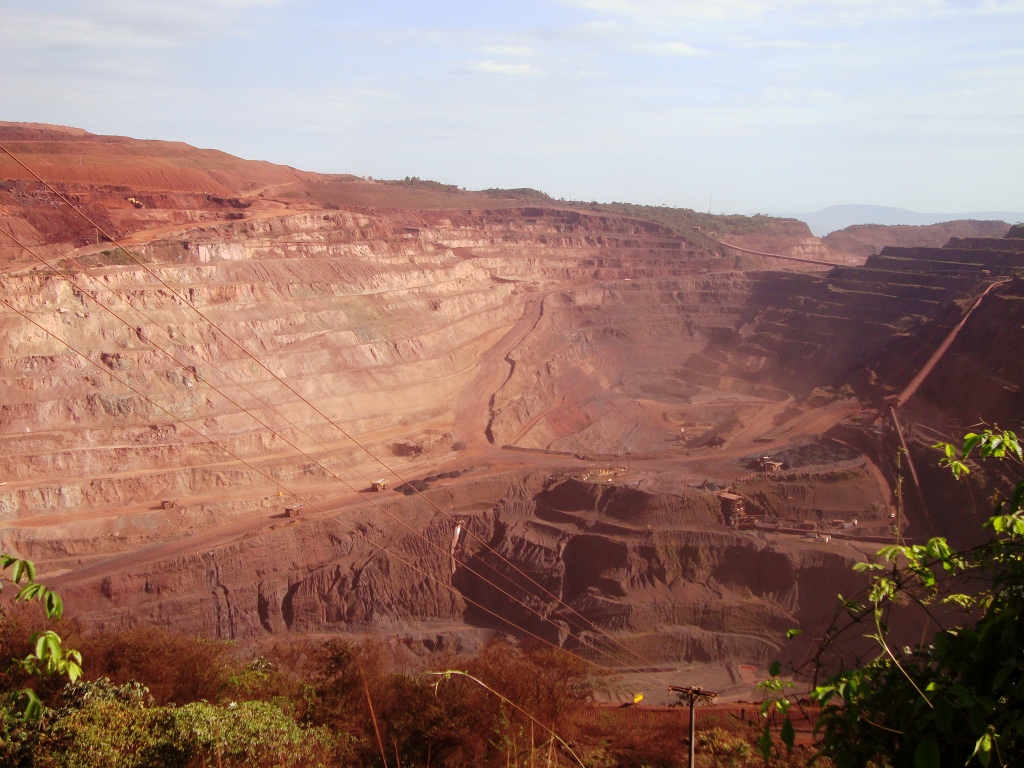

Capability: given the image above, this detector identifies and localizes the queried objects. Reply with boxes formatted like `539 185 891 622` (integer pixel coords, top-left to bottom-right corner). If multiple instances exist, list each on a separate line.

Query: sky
2 0 1023 214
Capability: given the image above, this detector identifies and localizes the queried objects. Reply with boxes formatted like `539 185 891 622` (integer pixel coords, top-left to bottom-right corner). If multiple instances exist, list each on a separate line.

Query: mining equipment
371 479 387 491
716 492 746 524
284 504 303 517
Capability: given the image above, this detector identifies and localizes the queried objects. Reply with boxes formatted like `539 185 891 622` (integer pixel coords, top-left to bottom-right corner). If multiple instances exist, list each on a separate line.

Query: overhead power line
0 289 657 687
0 227 674 682
0 141 696 677
0 145 699 687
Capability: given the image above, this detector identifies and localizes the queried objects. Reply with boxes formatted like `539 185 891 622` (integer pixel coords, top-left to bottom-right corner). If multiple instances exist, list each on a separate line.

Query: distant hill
782 204 1024 236
823 220 1012 261
0 122 555 251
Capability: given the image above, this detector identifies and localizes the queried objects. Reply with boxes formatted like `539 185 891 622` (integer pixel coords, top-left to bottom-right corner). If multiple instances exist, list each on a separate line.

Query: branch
426 670 587 768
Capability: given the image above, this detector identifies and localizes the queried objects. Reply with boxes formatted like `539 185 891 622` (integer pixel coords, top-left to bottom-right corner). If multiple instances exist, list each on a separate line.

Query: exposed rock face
823 220 1012 262
0 205 728 544
702 230 1024 400
722 222 847 265
55 472 865 669
2 124 1023 679
917 275 1024 420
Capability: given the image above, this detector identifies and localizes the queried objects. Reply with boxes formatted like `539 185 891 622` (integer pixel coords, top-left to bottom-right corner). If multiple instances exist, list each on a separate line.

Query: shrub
28 695 342 768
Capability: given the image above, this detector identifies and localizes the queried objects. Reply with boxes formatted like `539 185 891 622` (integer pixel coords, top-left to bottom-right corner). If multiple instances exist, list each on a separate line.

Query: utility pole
895 449 903 545
669 685 717 768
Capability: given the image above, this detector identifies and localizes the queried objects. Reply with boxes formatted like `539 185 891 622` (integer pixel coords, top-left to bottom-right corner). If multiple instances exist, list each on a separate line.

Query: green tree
24 681 342 768
1 555 81 721
765 427 1024 767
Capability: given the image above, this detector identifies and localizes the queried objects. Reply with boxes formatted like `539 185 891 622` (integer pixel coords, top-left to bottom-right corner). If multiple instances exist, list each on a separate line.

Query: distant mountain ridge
822 220 1012 262
781 204 1024 236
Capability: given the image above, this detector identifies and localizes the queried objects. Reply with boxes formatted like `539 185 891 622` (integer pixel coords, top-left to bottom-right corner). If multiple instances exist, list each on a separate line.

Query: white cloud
978 0 1024 13
467 60 543 76
475 45 542 57
330 26 467 47
562 0 967 25
0 0 288 50
564 0 766 23
0 13 174 49
648 41 707 57
736 38 838 50
578 19 623 33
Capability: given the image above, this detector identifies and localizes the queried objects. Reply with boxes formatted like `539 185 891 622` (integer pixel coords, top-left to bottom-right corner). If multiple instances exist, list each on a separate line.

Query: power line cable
0 226 378 486
0 142 706 680
0 141 700 677
0 291 647 683
0 228 656 676
0 231 684 691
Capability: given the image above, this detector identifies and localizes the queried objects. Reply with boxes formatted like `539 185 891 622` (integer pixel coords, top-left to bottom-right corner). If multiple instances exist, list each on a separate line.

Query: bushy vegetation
386 176 464 193
762 427 1024 768
480 187 554 202
0 617 797 767
13 435 1017 766
589 202 804 247
1 678 341 768
0 485 819 768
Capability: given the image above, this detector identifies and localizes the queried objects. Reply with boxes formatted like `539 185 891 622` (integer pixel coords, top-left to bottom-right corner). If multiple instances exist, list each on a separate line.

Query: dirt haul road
46 287 870 589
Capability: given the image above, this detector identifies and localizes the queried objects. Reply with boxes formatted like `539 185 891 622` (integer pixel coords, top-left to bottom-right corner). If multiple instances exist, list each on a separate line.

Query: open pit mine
1 122 1021 700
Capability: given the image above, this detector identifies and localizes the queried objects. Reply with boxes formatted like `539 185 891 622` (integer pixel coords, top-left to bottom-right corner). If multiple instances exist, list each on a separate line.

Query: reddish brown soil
1 124 1020 693
824 219 1012 261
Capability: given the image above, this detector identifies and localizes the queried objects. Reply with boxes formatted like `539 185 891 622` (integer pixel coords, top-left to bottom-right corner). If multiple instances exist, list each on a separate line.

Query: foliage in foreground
0 622 808 768
1 678 341 768
0 555 81 721
763 427 1024 768
17 436 1021 766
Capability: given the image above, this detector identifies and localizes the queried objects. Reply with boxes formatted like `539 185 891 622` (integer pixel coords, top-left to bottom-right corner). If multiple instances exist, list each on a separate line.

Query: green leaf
34 632 48 660
757 722 773 761
935 699 953 734
786 628 803 639
972 731 993 768
950 460 970 479
987 435 1004 457
993 659 1015 689
44 589 63 620
967 705 987 735
780 718 795 751
1009 436 1023 462
942 593 975 609
811 684 836 704
1009 483 1024 515
19 582 47 605
925 537 952 560
18 688 42 722
914 736 940 768
853 562 885 572
769 661 781 677
878 545 904 561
